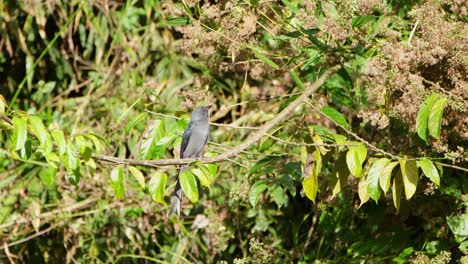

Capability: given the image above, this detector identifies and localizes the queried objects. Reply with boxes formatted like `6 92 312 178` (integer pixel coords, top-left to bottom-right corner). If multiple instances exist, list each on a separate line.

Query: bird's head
191 105 211 121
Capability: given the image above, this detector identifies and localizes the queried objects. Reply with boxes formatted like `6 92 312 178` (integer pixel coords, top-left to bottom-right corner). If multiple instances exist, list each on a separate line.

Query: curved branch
92 65 343 168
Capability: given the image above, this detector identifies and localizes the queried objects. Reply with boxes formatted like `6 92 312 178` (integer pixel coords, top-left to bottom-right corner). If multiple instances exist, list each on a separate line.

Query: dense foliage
0 0 467 263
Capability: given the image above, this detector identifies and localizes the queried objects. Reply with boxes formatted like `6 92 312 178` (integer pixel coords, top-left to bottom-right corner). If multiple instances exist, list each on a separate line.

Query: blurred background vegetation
0 0 467 263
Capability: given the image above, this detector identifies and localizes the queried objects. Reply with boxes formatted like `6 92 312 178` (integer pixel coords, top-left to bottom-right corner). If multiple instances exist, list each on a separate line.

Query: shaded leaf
179 169 198 203
125 112 146 135
416 93 439 142
148 171 167 204
39 167 57 189
29 116 52 155
269 185 286 208
400 160 419 200
249 179 268 207
392 169 403 212
330 153 349 199
428 97 447 140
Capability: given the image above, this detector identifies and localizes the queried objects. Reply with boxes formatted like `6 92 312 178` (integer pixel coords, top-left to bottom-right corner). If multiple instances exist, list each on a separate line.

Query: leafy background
0 0 467 263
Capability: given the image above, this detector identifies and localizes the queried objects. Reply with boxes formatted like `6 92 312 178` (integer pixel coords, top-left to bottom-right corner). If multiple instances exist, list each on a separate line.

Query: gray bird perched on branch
169 105 211 216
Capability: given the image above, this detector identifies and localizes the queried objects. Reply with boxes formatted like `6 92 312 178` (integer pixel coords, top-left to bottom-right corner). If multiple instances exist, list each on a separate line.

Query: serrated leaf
380 161 399 195
416 93 439 142
400 160 419 200
367 158 390 203
12 116 27 151
249 180 268 207
179 169 198 203
428 97 447 140
346 143 367 177
358 175 370 207
110 167 125 199
321 106 349 129
417 159 440 186
253 50 279 69
128 166 145 189
148 171 167 204
125 112 146 135
392 169 403 212
51 129 66 156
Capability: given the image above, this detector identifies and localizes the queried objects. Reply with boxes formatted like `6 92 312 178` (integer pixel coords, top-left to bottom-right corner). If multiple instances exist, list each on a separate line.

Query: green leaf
330 153 349 199
148 171 167 204
269 185 286 208
29 116 52 155
380 161 399 195
351 15 376 28
302 165 319 203
125 112 146 135
65 143 80 185
110 167 125 199
447 214 468 243
249 179 268 207
417 159 440 186
253 50 279 69
45 152 60 168
321 106 349 129
416 93 439 142
12 116 27 151
358 175 370 207
51 129 66 156
290 70 305 90
179 169 198 203
428 97 447 140
128 166 145 189
367 158 390 203
392 169 403 212
400 160 419 200
192 162 214 188
140 119 165 159
346 143 367 177
39 167 57 190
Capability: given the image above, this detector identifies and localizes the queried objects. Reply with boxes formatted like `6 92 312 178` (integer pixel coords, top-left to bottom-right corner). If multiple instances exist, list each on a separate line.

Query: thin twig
0 222 64 250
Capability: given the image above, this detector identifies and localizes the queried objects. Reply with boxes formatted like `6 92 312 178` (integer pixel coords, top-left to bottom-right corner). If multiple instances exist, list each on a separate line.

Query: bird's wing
180 121 193 158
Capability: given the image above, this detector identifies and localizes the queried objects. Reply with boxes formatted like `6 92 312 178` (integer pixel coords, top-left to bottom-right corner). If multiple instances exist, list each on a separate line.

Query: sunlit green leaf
29 116 52 155
125 112 147 135
428 97 447 140
302 164 319 203
416 93 439 142
110 167 125 199
179 169 198 203
148 171 167 204
253 49 279 69
12 116 27 151
367 158 390 203
417 159 440 186
51 129 66 156
140 119 165 159
346 143 367 177
400 160 419 200
380 161 399 195
39 167 57 190
128 166 145 189
321 106 349 129
358 175 369 207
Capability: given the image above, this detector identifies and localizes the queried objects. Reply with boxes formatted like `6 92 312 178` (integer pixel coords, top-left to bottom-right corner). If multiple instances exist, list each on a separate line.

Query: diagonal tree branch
92 65 343 168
